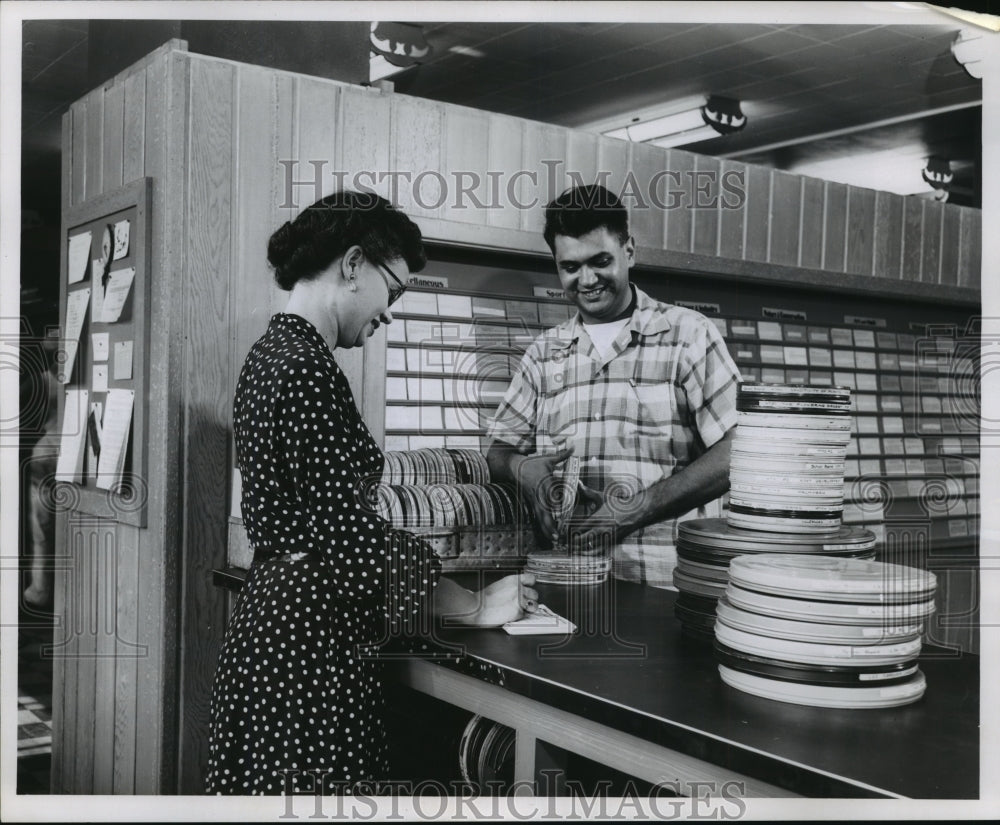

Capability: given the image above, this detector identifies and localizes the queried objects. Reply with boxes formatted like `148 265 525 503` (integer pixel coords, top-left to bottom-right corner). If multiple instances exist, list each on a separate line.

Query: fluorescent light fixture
587 95 746 149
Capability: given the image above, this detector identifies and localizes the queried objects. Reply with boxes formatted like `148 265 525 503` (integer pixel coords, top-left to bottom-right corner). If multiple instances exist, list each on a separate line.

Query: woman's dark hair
543 184 630 251
267 190 426 290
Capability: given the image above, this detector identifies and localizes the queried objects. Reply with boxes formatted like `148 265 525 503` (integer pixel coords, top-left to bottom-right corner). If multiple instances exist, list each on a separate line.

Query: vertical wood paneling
822 182 848 272
58 519 80 792
486 115 524 230
272 72 297 237
232 65 282 401
338 86 392 201
73 520 105 793
921 200 944 284
122 69 146 184
691 155 721 257
112 524 140 793
84 89 104 200
133 49 187 795
957 207 981 288
718 159 747 261
93 527 118 793
443 108 490 225
71 100 86 206
873 191 903 279
743 164 771 263
901 198 924 281
596 136 629 203
939 206 961 286
519 121 566 234
768 170 801 267
179 56 235 794
664 150 695 253
102 82 125 192
628 141 667 249
799 177 825 270
845 186 876 276
392 95 444 220
565 129 599 190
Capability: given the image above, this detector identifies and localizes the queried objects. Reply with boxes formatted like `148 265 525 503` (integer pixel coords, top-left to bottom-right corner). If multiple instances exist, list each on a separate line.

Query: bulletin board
56 177 151 527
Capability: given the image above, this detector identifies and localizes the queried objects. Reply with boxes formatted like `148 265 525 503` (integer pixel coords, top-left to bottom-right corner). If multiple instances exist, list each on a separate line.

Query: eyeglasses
376 261 407 307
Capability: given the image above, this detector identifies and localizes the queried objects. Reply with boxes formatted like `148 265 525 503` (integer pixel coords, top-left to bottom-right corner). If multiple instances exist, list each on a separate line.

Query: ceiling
19 15 984 210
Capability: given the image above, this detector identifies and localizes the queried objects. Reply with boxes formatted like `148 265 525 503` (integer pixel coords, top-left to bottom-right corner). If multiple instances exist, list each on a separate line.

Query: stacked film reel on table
523 455 612 585
673 382 873 639
375 448 537 568
716 555 936 708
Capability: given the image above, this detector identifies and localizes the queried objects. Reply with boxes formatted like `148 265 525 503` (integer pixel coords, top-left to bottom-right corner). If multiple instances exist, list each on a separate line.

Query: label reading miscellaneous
405 273 449 289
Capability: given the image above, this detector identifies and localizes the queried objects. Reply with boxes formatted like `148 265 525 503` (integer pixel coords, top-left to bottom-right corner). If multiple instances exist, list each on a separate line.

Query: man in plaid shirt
486 185 740 588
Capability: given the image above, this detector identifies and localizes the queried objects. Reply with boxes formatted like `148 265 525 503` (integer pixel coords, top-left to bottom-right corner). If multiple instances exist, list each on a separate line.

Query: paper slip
503 604 576 636
96 389 134 491
113 340 134 380
59 288 91 383
112 219 130 260
99 267 135 323
92 332 109 361
67 232 91 284
55 389 89 482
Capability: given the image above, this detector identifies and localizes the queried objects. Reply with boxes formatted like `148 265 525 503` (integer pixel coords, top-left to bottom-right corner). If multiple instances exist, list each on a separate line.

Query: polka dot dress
206 313 440 795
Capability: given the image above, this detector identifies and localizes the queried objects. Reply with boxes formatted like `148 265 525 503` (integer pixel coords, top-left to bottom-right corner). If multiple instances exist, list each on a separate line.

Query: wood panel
957 207 981 289
72 518 103 793
231 64 284 400
443 107 490 225
486 114 524 231
102 82 125 192
901 197 924 281
939 206 961 287
564 128 599 191
845 186 876 276
132 48 187 795
518 121 566 235
338 86 392 200
628 141 668 249
664 150 695 253
112 523 140 793
93 526 118 793
84 88 104 201
392 94 444 221
743 163 771 263
122 68 146 185
822 182 848 272
873 190 903 280
179 56 236 794
691 154 721 257
597 135 629 204
718 159 747 261
768 170 801 267
71 99 86 207
799 176 825 270
921 200 944 284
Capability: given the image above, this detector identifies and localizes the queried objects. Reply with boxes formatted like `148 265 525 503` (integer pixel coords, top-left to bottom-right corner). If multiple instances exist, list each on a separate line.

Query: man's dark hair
267 190 426 291
543 184 630 251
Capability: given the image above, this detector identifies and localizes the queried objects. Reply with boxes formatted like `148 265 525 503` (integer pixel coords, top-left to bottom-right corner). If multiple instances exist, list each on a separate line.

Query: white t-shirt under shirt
582 318 630 360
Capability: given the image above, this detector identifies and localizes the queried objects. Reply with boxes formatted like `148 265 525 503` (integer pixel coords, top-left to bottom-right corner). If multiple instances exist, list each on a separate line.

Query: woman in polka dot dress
206 192 537 795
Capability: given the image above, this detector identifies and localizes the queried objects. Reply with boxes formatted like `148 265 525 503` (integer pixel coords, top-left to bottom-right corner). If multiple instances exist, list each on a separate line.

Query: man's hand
506 446 575 543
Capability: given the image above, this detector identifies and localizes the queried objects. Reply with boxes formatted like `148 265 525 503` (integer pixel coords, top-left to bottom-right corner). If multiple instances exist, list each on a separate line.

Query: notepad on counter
503 604 576 636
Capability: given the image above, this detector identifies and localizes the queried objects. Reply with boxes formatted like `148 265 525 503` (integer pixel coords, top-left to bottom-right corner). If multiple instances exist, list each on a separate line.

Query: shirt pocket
629 381 675 463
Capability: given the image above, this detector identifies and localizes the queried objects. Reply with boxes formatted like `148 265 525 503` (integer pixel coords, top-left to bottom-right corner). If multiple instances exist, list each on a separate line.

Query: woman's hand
468 572 539 627
435 573 538 627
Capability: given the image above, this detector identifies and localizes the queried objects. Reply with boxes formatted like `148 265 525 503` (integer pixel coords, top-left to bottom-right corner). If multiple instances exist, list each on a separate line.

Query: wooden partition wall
54 40 981 794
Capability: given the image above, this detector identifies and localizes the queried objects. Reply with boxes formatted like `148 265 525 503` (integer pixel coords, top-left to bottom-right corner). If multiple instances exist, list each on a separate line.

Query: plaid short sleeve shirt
487 287 740 588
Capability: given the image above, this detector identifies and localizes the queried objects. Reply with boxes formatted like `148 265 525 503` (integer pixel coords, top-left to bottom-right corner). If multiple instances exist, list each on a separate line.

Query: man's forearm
619 429 734 536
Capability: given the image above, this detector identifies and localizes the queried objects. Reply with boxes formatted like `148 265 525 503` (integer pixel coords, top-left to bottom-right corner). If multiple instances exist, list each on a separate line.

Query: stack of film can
715 555 936 708
672 518 877 641
728 382 852 534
